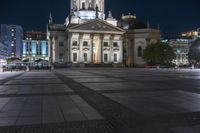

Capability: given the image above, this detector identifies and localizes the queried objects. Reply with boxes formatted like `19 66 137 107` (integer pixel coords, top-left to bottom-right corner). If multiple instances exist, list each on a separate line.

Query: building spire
49 12 53 24
96 5 99 19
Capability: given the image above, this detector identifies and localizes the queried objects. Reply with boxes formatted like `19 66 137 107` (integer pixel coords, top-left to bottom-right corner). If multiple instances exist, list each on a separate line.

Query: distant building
0 24 23 59
181 28 200 39
22 32 49 61
168 39 192 66
0 40 8 66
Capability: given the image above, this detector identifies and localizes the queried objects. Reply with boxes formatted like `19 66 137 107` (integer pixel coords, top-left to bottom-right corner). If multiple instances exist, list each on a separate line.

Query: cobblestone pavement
1 68 200 133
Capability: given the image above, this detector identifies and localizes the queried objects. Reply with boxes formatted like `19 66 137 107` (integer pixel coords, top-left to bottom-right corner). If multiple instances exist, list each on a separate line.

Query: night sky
0 0 199 37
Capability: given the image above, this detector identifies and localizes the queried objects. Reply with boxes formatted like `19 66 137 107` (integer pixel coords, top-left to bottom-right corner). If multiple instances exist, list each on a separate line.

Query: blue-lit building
22 32 49 61
0 39 9 67
0 24 23 58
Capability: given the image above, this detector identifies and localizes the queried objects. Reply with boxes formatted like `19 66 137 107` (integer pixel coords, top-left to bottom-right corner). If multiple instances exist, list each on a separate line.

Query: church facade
47 0 161 67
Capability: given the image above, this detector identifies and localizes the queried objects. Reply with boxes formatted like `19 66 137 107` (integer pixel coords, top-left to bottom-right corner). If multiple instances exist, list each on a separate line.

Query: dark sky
0 0 199 36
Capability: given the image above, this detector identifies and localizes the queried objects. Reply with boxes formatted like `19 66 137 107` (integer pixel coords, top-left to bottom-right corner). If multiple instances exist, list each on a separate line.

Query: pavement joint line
0 92 76 98
96 88 180 94
0 83 64 86
0 119 116 133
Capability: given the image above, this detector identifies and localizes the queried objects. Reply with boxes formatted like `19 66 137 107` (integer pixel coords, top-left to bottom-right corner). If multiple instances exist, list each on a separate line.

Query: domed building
47 0 161 67
119 13 160 67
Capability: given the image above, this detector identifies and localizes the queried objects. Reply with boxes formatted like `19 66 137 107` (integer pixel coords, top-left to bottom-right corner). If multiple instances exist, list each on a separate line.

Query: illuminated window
104 54 108 62
138 47 142 57
113 42 118 47
114 54 117 62
73 53 77 62
84 53 87 62
83 41 88 46
104 42 109 47
72 41 78 46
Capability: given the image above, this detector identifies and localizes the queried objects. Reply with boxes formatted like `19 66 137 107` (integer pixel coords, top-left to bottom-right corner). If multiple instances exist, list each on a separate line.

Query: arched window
138 46 143 57
82 2 85 9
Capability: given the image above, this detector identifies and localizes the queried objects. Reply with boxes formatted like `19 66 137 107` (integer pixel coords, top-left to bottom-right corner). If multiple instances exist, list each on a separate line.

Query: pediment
68 19 125 34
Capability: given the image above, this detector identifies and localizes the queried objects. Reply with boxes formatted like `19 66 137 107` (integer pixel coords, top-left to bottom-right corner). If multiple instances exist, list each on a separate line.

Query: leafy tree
143 42 175 65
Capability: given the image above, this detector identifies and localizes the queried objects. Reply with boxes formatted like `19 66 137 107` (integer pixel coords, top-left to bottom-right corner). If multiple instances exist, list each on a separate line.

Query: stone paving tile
57 96 87 122
103 90 200 116
15 117 42 126
70 95 103 120
0 117 17 127
172 125 200 133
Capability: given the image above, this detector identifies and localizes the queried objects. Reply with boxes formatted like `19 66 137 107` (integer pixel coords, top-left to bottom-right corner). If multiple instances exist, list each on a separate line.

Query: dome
118 13 147 30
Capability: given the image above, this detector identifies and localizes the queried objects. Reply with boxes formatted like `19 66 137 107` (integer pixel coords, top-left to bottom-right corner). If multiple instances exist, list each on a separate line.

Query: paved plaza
0 68 200 133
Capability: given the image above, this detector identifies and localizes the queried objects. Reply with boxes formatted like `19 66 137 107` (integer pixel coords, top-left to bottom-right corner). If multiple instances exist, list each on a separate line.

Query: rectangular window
113 42 118 47
104 42 109 47
83 41 88 46
59 42 64 47
114 54 117 62
84 53 87 62
72 41 78 46
82 2 85 9
104 54 108 62
73 53 77 62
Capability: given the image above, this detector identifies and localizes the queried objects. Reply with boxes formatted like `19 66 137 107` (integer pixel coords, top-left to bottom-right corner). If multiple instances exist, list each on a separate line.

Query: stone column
100 35 104 63
79 34 83 63
90 34 94 63
68 33 72 63
119 38 123 63
49 36 53 66
110 35 114 63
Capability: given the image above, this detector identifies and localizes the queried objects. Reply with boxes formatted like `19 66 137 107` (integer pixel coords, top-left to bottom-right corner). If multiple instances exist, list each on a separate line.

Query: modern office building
22 32 49 61
0 40 8 67
0 24 23 58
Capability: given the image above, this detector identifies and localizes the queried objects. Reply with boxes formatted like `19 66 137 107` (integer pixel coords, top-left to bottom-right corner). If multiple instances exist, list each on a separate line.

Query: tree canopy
143 42 175 65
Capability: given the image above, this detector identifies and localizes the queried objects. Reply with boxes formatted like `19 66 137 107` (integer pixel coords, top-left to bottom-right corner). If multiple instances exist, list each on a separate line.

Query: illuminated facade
169 39 192 66
181 28 200 39
0 40 8 66
0 24 23 58
48 0 124 65
23 32 49 61
47 0 160 67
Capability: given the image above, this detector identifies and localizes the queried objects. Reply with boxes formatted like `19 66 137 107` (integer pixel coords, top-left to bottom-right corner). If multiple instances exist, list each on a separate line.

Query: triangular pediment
68 19 125 34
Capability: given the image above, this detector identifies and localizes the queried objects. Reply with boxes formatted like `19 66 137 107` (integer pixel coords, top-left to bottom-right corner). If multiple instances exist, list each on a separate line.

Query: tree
143 42 175 66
